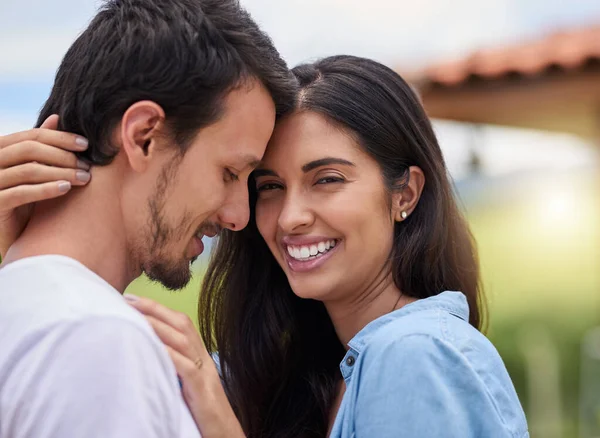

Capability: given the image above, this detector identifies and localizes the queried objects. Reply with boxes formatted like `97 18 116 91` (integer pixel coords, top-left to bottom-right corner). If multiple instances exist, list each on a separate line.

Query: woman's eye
257 183 283 192
316 176 344 185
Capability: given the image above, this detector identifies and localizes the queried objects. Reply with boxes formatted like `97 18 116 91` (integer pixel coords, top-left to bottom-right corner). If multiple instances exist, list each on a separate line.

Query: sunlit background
2 1 600 436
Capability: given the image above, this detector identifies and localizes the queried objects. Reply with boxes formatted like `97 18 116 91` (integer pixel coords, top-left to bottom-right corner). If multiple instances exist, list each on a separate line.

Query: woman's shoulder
356 291 484 356
352 294 528 437
361 295 505 378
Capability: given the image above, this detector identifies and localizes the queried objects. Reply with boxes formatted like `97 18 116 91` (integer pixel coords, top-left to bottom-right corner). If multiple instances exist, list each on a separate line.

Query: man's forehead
234 153 262 170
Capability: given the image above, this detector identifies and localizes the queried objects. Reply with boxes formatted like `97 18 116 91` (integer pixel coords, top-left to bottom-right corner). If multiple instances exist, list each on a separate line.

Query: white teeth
286 239 338 261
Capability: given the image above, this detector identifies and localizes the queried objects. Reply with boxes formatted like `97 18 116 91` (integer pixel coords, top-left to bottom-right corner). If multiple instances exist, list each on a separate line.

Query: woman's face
254 111 398 302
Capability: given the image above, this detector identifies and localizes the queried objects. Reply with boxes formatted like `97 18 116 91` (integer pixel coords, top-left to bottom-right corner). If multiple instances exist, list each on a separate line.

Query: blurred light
537 190 579 230
546 195 571 218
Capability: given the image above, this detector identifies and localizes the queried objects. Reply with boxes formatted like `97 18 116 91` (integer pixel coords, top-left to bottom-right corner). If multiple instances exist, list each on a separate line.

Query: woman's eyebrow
252 168 279 178
301 157 355 173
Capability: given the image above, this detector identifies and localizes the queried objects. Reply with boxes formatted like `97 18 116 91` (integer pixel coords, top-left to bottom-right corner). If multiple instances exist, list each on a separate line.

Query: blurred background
2 0 600 436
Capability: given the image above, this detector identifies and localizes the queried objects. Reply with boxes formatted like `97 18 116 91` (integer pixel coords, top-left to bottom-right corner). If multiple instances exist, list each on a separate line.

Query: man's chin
145 262 193 291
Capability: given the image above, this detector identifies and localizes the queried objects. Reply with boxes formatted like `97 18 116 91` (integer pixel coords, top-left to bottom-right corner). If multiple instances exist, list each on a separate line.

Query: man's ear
391 166 426 222
119 101 166 173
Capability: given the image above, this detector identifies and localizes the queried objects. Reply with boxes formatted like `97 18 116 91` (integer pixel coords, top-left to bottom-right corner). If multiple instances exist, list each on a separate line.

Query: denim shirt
328 291 529 438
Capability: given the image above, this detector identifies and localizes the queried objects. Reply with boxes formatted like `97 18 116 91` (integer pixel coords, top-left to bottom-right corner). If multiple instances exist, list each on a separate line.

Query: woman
0 56 528 437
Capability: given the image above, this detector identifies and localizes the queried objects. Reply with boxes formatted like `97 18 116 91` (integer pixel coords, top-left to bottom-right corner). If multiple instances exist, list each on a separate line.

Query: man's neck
4 169 134 293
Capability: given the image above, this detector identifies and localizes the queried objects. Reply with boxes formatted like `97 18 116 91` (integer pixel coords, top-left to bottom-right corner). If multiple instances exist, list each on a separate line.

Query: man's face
124 81 276 289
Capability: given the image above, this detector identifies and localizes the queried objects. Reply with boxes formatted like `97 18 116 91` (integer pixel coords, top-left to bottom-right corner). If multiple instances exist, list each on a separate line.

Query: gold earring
401 211 408 219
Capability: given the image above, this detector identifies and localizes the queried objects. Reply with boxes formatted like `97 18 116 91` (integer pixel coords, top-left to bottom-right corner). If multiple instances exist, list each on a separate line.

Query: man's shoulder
0 311 189 438
0 255 164 376
0 254 146 326
0 308 170 377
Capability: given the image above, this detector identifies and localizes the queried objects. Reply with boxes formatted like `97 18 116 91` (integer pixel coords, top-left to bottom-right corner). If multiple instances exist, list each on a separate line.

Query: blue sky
1 0 598 178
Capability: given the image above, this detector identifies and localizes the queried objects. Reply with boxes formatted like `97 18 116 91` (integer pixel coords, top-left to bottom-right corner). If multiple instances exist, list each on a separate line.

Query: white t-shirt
0 255 202 438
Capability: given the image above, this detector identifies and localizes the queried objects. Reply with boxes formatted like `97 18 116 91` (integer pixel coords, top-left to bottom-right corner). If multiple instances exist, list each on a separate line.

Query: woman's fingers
0 141 89 170
39 115 59 130
143 313 200 360
0 118 90 212
125 295 201 338
126 295 246 438
163 336 244 438
0 163 90 190
163 344 210 384
0 181 72 211
0 127 88 153
125 294 212 359
0 116 89 257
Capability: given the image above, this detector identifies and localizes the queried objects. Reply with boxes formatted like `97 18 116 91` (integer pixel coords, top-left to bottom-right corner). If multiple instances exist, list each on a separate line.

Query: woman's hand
0 115 91 258
124 294 245 438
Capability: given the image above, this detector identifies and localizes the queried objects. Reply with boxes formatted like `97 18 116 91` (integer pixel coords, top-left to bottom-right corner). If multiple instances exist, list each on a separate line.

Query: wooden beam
418 70 600 139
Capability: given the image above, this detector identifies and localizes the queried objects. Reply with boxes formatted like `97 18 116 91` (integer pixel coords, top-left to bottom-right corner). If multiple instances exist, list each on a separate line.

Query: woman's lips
283 239 340 273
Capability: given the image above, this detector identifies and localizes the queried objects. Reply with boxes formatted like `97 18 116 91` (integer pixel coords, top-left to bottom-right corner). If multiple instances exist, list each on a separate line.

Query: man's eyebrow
239 154 262 170
247 159 261 170
301 157 355 173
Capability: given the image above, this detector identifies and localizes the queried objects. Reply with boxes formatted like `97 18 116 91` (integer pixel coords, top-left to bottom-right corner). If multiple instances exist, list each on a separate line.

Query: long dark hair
199 55 485 438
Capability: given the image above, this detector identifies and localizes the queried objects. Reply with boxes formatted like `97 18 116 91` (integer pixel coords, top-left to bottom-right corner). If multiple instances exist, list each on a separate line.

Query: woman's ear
392 166 425 222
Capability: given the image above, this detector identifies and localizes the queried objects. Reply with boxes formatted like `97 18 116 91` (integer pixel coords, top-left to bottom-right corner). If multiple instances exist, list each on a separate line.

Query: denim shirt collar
339 291 469 381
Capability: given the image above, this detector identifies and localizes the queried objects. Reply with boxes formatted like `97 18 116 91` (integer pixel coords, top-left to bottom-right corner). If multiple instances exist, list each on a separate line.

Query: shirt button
346 356 356 366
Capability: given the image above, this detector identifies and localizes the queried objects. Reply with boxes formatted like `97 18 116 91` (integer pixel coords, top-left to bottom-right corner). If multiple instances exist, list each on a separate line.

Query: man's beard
145 252 193 291
144 212 217 290
139 157 195 291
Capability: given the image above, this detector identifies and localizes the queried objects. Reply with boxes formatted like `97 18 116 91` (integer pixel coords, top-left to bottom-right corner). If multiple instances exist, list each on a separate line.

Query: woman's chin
288 279 333 302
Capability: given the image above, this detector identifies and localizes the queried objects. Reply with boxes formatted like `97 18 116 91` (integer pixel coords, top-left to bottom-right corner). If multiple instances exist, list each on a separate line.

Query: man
0 0 295 436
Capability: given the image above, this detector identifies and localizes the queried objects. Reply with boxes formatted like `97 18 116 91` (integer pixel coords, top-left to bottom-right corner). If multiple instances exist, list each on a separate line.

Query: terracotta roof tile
406 24 600 87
